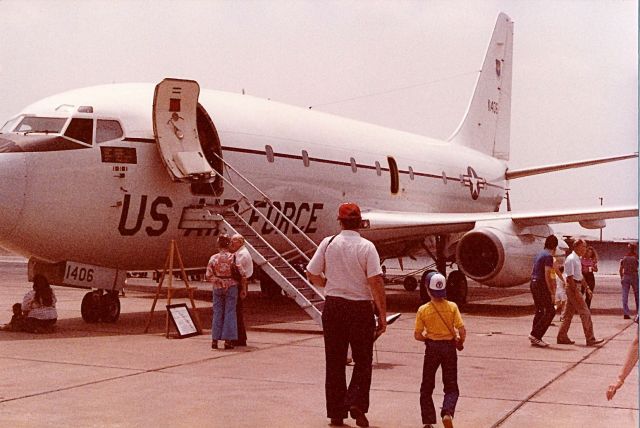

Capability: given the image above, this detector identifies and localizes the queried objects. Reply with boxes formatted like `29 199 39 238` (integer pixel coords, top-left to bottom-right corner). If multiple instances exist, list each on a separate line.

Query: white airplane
0 13 636 322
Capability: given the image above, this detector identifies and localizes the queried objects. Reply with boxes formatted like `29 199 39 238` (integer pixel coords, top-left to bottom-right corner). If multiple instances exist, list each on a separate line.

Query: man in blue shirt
528 235 558 347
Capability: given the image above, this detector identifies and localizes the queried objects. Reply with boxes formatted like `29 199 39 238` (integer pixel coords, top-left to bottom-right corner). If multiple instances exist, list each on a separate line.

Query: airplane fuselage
0 85 507 271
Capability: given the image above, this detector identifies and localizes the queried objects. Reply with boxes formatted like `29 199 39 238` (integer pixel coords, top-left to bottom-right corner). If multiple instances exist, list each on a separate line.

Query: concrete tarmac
0 259 637 427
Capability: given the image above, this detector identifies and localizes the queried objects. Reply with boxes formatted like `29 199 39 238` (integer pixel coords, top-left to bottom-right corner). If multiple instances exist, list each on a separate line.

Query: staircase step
220 199 323 325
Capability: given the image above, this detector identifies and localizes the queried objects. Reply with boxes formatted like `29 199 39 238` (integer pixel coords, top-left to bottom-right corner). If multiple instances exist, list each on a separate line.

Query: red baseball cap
337 202 362 220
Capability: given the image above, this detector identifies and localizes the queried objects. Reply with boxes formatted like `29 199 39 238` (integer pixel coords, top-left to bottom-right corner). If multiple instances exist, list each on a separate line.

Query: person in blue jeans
619 244 638 319
415 272 466 428
528 235 559 347
205 234 247 350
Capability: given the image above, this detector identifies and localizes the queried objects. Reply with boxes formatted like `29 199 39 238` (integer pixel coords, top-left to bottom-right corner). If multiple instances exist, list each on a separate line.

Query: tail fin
448 13 513 161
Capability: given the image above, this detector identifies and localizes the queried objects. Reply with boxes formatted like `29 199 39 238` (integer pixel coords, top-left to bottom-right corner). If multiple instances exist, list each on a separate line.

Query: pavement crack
491 323 635 427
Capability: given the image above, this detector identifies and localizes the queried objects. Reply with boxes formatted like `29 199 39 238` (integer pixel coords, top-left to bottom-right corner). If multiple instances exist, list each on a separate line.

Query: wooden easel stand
144 240 203 337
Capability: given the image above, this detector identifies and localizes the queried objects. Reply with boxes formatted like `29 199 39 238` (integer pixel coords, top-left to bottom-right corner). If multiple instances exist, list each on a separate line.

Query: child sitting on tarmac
415 272 466 428
0 303 26 331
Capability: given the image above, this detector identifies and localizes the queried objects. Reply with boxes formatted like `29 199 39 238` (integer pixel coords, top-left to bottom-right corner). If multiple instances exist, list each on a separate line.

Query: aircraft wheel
419 270 437 304
100 292 121 323
403 276 418 291
446 270 468 306
81 291 102 323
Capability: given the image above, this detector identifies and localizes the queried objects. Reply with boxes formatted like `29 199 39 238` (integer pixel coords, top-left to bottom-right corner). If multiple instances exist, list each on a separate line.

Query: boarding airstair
209 154 325 326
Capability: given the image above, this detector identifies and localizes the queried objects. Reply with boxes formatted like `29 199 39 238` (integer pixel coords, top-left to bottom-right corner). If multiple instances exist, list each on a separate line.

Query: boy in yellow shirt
415 272 466 428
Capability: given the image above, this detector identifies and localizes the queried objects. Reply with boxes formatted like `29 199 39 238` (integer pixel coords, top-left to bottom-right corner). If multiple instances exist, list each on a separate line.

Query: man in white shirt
557 239 603 346
230 234 253 347
307 202 387 428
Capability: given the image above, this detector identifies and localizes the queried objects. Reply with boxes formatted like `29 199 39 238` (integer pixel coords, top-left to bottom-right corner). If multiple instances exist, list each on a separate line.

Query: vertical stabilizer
448 13 513 161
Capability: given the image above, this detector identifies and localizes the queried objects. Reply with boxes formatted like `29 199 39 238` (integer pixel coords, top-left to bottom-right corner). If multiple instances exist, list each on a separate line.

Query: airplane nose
0 153 26 244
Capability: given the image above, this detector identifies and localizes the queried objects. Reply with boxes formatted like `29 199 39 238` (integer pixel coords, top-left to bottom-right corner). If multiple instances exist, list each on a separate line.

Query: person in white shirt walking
307 202 387 428
556 239 604 346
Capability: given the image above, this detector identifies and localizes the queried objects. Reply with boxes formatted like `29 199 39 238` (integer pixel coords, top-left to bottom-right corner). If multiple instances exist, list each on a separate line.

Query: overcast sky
1 0 637 239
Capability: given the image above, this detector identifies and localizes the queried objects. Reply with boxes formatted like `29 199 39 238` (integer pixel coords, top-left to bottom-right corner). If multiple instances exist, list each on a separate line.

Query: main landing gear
403 276 419 291
418 235 468 307
81 290 121 323
418 268 468 306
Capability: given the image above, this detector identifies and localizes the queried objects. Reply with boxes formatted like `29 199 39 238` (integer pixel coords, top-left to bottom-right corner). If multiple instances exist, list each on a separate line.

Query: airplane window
302 150 310 167
1 116 22 133
96 120 124 143
350 157 357 173
375 161 381 176
388 156 399 194
265 145 274 163
65 118 93 144
409 166 415 180
14 116 67 134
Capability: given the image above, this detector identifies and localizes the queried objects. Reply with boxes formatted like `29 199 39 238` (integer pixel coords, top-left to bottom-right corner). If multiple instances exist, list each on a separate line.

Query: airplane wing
505 153 638 180
360 205 638 242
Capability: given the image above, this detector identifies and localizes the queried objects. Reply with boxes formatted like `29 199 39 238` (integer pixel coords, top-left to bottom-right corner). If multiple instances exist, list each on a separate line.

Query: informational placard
100 146 137 164
166 303 200 338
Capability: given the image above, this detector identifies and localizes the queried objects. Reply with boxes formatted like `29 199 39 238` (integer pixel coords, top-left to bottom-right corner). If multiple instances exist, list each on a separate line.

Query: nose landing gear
81 290 121 323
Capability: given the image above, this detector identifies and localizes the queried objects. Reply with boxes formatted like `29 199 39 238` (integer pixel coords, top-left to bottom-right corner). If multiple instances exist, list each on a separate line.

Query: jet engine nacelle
455 220 553 288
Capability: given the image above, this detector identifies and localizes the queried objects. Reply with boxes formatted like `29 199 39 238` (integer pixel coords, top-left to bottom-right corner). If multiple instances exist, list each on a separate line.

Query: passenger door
152 78 213 182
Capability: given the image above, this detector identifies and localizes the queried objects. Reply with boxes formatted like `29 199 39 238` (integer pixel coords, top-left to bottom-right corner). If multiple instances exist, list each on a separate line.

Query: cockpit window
96 120 124 143
1 116 22 133
64 118 93 144
14 116 67 134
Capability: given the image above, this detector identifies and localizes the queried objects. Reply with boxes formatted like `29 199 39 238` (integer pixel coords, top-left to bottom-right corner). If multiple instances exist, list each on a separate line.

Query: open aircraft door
153 78 214 182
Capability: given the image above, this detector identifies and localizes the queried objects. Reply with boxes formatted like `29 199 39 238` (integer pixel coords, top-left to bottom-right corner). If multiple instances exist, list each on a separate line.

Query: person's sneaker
224 341 235 350
528 335 549 347
442 414 454 428
211 340 218 349
586 338 604 346
349 406 369 427
329 418 344 426
423 425 435 428
557 337 575 345
624 314 631 320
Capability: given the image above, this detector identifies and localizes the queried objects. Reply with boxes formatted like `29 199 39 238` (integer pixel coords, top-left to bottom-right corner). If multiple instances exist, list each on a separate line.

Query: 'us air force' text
118 195 323 237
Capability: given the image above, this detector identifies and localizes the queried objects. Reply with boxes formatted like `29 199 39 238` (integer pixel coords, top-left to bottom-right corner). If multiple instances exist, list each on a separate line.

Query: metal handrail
212 152 318 250
209 166 314 263
226 208 325 300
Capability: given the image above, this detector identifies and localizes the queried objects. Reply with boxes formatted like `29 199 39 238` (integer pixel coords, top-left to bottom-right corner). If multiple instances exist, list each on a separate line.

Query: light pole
598 197 603 241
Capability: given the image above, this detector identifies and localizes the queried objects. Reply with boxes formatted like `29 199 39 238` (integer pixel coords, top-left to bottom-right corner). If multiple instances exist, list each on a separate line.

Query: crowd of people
528 238 638 348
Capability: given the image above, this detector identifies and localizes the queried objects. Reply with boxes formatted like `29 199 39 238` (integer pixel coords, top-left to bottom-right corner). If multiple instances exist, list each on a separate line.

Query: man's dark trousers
235 297 247 345
529 279 555 340
322 296 375 419
420 339 459 424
